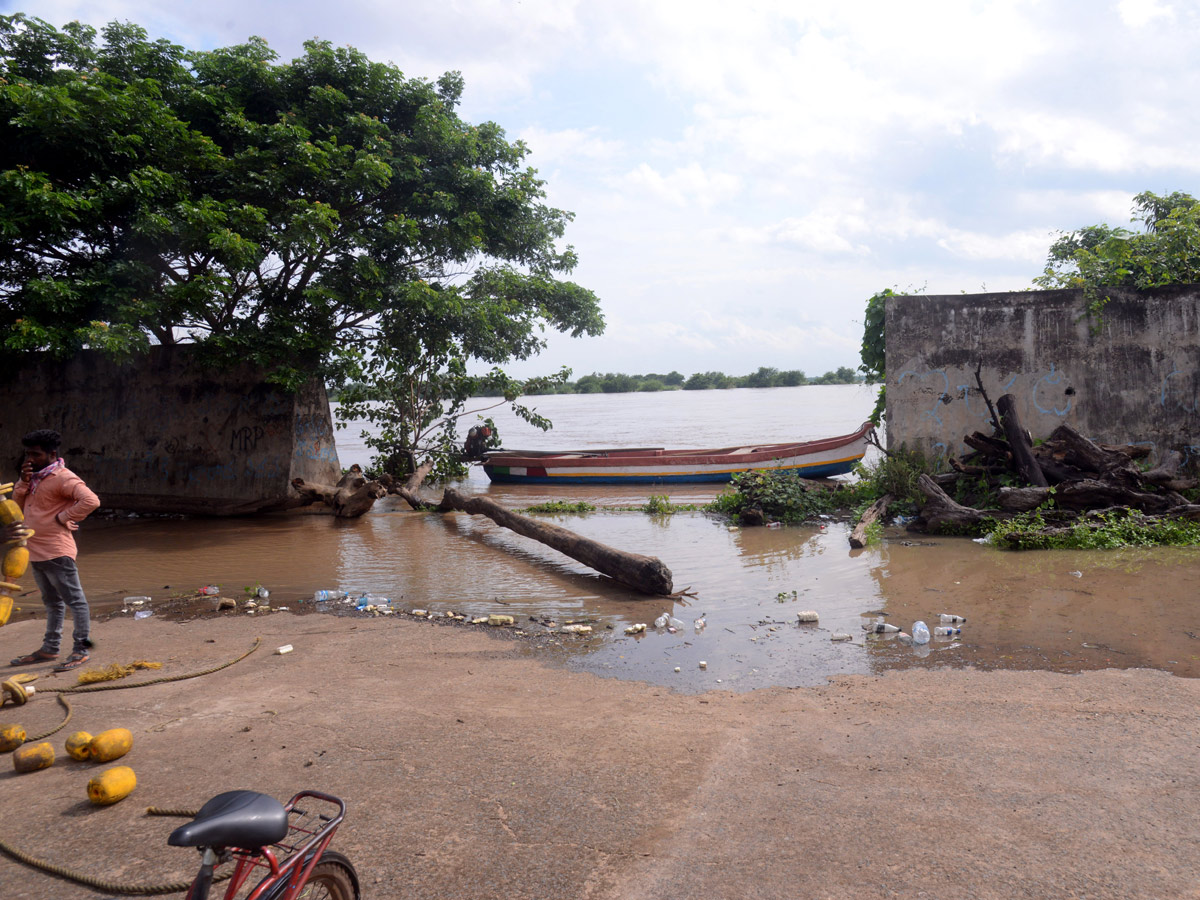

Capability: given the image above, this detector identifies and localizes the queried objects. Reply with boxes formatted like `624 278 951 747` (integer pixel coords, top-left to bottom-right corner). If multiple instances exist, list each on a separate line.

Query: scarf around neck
29 457 65 495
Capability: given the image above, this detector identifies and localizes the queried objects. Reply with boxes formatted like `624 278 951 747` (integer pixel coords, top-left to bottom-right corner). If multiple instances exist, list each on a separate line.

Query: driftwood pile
913 392 1200 541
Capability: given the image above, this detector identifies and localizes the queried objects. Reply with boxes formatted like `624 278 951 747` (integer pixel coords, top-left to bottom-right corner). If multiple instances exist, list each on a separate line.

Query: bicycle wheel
296 853 360 900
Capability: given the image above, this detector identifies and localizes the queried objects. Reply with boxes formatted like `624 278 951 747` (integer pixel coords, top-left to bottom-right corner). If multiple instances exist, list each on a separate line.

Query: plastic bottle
934 626 961 637
693 614 707 631
313 589 347 603
912 620 930 644
654 612 669 629
939 614 966 624
864 622 900 634
667 615 684 630
198 585 220 596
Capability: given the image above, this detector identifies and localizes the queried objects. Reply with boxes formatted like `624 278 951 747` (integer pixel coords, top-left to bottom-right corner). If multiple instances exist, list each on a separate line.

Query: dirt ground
0 612 1197 900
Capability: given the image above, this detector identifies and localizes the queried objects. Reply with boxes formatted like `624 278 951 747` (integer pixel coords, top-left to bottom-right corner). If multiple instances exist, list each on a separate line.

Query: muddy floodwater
14 384 1200 693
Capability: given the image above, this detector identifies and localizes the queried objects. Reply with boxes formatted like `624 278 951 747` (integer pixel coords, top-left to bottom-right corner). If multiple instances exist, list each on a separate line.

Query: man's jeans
31 556 91 655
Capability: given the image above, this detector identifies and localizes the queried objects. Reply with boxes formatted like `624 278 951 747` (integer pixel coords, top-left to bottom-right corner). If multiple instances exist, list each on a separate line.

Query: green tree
0 15 602 394
859 288 892 424
1034 190 1200 323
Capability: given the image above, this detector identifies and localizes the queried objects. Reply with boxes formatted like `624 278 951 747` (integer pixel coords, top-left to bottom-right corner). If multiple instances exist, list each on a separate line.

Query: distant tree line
492 366 861 396
332 365 861 400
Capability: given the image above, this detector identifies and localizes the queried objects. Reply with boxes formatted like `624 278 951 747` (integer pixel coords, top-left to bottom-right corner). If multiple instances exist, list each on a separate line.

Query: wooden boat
480 422 875 485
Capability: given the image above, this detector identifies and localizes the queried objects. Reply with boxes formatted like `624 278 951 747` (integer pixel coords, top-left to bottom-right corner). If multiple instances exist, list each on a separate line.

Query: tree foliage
1034 190 1200 323
0 15 602 390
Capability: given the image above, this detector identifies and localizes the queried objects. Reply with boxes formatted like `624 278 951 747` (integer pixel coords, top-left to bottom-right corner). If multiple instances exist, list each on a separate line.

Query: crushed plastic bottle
938 614 966 624
197 585 220 596
313 589 348 603
654 612 670 629
134 609 154 619
912 620 931 644
934 626 961 637
256 586 270 599
667 615 684 630
693 614 707 632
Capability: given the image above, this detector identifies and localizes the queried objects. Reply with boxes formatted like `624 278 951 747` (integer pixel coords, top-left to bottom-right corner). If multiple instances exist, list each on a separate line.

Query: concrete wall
885 284 1200 468
0 346 341 514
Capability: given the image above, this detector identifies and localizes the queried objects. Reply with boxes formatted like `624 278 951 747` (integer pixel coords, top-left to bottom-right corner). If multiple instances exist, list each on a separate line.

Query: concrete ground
0 613 1197 900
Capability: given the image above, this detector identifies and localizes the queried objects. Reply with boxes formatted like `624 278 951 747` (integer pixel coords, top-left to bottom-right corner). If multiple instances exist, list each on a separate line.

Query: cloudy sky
12 0 1198 378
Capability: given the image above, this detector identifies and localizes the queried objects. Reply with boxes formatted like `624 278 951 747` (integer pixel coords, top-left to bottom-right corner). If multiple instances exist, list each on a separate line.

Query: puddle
18 509 1198 694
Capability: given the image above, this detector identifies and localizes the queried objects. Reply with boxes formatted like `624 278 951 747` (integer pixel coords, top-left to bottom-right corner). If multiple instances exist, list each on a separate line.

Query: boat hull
482 423 874 486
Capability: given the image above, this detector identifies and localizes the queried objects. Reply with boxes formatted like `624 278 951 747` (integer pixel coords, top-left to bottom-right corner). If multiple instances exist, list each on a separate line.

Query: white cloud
617 163 741 209
1117 0 1174 27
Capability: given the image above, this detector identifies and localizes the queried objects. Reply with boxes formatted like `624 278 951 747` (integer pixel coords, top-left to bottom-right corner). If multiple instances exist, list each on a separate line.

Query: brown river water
10 384 1200 693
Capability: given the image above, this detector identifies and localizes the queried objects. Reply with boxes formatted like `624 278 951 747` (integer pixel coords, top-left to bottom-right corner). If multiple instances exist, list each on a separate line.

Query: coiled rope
0 834 232 896
0 637 262 895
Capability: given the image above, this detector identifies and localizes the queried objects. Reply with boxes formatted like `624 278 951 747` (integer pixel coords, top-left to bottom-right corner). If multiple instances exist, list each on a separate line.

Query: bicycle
168 789 360 900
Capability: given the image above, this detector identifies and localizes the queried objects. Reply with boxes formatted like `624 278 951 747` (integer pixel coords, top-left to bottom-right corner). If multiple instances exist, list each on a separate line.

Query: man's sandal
9 650 58 667
53 652 90 672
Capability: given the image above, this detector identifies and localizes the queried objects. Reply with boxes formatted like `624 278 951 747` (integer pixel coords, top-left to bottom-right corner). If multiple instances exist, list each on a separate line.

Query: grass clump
988 508 1200 550
520 500 597 514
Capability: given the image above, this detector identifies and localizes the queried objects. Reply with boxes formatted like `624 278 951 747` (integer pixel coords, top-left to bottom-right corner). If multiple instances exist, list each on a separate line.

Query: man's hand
55 513 78 532
3 522 26 542
19 459 32 483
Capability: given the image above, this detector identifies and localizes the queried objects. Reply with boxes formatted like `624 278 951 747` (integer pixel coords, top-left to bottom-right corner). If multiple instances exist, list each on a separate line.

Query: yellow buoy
13 741 54 773
88 728 133 763
87 766 137 805
65 731 94 761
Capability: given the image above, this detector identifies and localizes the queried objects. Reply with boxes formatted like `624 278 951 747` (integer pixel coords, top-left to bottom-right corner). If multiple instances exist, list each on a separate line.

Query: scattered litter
766 522 782 529
412 609 429 617
654 612 669 628
625 623 647 635
277 606 289 612
693 614 707 631
699 660 707 669
216 598 236 610
197 585 220 596
939 614 966 624
123 597 149 609
488 614 515 627
934 626 962 638
561 623 592 634
831 633 853 642
1069 570 1083 578
796 611 819 623
674 666 681 673
256 586 270 599
912 620 931 644
275 645 293 655
134 610 153 619
972 534 993 545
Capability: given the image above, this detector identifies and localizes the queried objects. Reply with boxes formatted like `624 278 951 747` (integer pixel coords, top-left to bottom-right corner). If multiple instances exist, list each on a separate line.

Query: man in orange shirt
8 430 100 671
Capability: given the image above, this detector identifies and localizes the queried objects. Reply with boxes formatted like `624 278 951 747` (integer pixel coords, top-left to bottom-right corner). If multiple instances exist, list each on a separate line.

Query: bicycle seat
168 790 289 849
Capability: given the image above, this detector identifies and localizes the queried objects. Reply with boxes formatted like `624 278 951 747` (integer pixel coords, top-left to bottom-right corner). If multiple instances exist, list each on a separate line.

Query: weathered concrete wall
0 346 341 514
886 284 1200 467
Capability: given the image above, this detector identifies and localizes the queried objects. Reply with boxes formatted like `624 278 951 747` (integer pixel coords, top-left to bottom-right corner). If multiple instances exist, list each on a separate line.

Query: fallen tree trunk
291 471 387 518
440 488 674 595
997 394 1047 487
917 474 1009 533
997 486 1051 512
849 494 892 549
